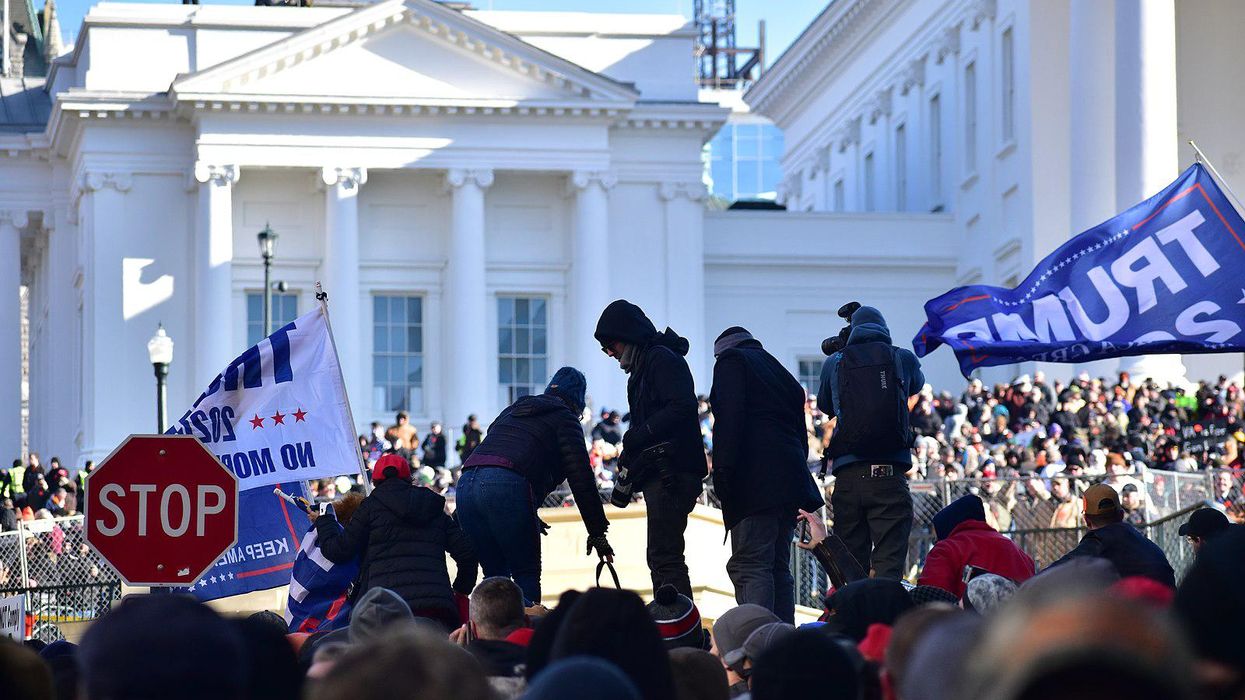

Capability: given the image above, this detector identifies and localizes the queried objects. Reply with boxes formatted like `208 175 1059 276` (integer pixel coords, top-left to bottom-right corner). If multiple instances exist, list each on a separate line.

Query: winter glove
586 534 614 560
538 517 552 536
622 425 650 460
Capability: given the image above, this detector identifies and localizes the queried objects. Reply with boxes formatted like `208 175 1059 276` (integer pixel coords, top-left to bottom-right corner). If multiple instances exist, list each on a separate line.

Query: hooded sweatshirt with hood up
594 300 707 481
918 494 1035 598
815 306 925 472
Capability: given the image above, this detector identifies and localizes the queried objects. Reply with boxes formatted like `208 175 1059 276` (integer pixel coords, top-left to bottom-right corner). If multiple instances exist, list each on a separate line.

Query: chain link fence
0 516 122 642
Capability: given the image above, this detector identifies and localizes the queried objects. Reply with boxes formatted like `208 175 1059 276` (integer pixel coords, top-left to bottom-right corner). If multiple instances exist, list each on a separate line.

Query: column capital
0 210 28 230
320 166 368 191
967 0 997 30
193 163 240 186
865 87 893 125
835 116 862 153
932 23 961 65
567 170 617 196
898 56 926 96
659 180 709 203
444 168 495 191
80 171 134 194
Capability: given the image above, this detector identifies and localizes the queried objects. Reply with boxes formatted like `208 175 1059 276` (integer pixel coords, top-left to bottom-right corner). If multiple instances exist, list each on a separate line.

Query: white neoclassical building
746 0 1245 389
1 0 733 466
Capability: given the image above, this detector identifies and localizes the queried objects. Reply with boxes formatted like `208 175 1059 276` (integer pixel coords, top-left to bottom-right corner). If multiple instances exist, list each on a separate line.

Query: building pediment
170 0 638 110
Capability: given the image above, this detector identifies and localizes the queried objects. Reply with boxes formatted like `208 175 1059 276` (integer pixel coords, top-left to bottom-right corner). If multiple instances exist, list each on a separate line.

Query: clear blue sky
54 0 826 67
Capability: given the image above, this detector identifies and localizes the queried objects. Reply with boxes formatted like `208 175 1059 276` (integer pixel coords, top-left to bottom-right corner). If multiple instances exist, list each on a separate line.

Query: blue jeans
455 467 542 603
726 509 796 623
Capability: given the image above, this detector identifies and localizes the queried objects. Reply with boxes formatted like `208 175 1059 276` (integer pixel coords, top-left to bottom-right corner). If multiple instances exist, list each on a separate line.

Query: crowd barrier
0 515 122 642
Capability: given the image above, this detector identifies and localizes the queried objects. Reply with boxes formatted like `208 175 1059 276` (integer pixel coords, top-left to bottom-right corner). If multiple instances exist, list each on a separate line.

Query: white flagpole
316 282 373 495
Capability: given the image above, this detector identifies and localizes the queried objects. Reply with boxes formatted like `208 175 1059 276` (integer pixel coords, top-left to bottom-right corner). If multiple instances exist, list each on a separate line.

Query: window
798 358 823 397
372 295 424 414
704 123 786 200
833 179 846 212
895 124 907 210
246 292 298 347
929 94 943 210
863 152 876 212
498 296 548 407
964 61 978 172
1002 28 1015 142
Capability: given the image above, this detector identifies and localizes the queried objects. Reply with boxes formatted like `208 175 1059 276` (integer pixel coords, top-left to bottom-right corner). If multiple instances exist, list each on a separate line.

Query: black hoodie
316 477 478 626
594 300 707 481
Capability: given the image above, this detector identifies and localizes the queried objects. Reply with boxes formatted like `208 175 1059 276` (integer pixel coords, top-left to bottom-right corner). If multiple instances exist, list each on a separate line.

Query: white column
444 168 493 428
1114 0 1186 386
660 180 709 391
1067 0 1120 381
568 170 616 412
0 210 26 464
321 166 367 421
193 163 239 384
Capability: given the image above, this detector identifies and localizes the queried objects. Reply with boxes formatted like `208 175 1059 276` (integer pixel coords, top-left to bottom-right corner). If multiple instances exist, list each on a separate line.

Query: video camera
820 301 862 356
609 441 674 508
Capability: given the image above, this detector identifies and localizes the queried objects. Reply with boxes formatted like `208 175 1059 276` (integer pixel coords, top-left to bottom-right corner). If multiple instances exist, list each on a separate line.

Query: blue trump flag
285 506 359 633
174 481 311 602
914 164 1245 375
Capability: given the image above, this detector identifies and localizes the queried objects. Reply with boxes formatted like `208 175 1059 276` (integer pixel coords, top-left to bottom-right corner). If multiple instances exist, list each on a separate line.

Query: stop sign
86 435 239 587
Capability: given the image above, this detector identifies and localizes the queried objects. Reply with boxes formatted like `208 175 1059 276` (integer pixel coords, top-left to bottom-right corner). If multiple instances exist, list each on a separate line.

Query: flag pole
1189 140 1245 387
316 282 373 495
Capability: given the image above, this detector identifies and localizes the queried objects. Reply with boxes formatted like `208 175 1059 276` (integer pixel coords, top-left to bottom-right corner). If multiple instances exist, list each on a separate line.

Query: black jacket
1047 521 1176 587
709 338 822 531
421 433 447 468
315 478 478 623
465 394 609 537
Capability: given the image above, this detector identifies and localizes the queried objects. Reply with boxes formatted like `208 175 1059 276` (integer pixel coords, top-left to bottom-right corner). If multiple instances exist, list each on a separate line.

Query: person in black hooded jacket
595 299 708 598
313 453 478 631
455 367 613 605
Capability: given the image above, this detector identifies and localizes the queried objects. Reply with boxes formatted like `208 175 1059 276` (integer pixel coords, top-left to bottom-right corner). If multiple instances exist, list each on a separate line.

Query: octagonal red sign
85 435 239 587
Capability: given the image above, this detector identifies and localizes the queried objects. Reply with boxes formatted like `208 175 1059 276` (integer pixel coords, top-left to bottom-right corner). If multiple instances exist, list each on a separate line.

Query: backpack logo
879 371 888 390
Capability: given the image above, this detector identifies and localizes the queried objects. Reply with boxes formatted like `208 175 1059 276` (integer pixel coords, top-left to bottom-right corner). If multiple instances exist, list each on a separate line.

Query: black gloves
586 534 614 559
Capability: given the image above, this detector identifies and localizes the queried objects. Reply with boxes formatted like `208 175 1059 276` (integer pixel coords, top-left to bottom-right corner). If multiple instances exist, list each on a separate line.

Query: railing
0 515 122 642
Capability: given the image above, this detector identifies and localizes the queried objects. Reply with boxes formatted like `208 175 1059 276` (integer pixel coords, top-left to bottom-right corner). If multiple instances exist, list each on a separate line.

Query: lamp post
147 324 174 433
257 223 278 335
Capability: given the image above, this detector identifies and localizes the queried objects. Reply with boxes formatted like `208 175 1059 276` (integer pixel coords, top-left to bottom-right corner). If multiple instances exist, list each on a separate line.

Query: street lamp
257 223 278 335
147 324 174 433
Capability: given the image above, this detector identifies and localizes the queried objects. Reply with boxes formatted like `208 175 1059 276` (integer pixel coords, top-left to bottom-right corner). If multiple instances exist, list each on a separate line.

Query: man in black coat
595 299 708 598
710 327 823 623
456 367 613 605
1046 483 1175 587
314 454 478 630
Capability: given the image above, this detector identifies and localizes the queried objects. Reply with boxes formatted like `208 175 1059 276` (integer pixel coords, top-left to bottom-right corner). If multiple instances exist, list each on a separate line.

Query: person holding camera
455 367 613 605
710 326 824 622
817 305 924 580
595 299 708 598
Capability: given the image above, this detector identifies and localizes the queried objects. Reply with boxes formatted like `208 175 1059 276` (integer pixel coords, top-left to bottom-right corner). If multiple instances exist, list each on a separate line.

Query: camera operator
710 326 824 622
595 299 708 598
817 305 924 579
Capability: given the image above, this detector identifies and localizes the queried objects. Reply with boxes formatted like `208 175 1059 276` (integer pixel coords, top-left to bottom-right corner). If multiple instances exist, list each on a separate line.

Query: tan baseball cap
1083 483 1121 516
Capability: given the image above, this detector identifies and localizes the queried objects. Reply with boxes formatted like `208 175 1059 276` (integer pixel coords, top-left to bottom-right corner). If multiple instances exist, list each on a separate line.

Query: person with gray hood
708 604 780 697
816 305 924 579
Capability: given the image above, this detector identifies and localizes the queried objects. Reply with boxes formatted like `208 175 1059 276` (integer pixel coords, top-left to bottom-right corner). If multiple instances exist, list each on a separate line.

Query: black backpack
828 342 912 459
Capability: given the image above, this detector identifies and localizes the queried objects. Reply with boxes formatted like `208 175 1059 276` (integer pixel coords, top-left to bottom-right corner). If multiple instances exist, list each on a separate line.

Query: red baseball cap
371 453 411 483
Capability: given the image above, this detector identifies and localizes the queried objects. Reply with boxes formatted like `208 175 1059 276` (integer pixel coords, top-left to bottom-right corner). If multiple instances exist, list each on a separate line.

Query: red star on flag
271 410 286 425
293 408 307 422
249 414 264 429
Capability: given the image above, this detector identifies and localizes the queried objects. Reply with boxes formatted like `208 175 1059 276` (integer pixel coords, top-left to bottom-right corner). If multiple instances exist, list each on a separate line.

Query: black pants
642 472 701 598
830 462 913 579
727 509 796 623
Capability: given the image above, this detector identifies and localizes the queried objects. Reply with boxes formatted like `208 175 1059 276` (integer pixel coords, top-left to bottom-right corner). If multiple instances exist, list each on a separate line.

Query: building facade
746 0 1245 389
0 0 729 466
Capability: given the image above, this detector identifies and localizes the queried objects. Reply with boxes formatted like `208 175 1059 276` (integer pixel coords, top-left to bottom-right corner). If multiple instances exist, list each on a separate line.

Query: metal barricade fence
0 516 122 642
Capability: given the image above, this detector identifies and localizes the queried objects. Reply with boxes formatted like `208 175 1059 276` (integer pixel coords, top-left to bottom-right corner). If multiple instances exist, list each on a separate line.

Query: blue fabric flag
284 508 359 633
173 481 311 601
914 164 1245 375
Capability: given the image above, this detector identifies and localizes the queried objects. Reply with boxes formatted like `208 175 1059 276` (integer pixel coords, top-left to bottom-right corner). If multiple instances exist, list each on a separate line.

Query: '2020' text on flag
914 164 1245 376
167 304 363 490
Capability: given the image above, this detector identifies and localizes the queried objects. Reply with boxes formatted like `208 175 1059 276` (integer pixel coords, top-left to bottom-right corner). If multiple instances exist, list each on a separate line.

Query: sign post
85 435 239 588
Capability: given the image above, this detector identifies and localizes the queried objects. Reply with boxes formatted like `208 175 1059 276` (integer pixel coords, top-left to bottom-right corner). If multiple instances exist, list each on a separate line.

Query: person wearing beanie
1046 482 1175 587
963 573 1017 615
456 366 613 604
646 583 706 650
709 326 825 623
313 453 479 631
749 629 860 700
917 494 1035 599
595 300 707 598
708 603 780 697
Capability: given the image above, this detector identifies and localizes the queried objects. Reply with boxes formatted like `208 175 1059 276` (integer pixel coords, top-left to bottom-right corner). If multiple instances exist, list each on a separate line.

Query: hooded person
749 629 860 700
455 367 613 605
1173 524 1245 697
917 494 1036 599
815 305 925 580
312 454 479 631
820 578 914 643
709 326 824 623
595 300 708 598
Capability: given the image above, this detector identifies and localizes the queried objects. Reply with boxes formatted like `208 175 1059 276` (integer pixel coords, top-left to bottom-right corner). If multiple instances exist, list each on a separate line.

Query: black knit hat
645 584 704 650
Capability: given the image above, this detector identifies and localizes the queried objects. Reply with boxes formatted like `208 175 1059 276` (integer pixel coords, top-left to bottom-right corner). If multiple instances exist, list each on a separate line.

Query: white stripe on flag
289 577 310 604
